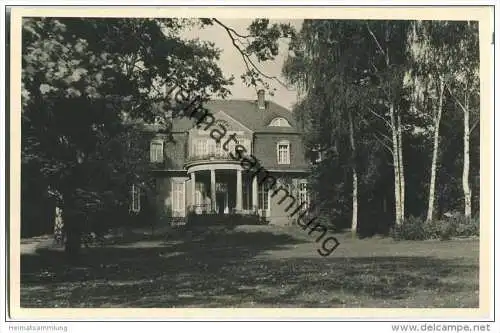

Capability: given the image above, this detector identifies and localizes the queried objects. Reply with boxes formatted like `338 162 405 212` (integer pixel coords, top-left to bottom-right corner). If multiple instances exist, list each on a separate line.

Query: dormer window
150 139 164 163
269 117 291 127
277 140 290 165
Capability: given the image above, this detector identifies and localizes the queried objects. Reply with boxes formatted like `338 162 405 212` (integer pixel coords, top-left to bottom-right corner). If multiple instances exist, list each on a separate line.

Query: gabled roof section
202 99 299 133
212 110 254 133
144 99 300 134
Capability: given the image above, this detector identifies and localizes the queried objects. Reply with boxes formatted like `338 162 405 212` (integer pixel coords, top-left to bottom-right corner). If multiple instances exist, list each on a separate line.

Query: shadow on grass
21 230 304 284
20 230 478 308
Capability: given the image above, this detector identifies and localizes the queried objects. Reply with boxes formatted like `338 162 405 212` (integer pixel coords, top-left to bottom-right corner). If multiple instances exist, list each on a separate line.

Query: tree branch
446 84 468 114
368 107 393 129
375 130 393 144
365 23 387 60
369 61 392 100
212 18 293 91
469 117 480 134
372 133 393 154
220 22 256 39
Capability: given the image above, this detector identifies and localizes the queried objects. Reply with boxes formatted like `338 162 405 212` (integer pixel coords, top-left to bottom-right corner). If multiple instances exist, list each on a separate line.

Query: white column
210 169 216 212
236 169 242 211
252 175 258 211
190 171 196 212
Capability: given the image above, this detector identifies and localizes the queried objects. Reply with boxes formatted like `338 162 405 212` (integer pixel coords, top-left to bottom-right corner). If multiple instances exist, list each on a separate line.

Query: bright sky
182 19 303 110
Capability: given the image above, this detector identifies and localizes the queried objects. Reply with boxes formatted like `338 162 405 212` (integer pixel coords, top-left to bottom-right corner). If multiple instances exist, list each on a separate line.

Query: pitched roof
170 99 300 133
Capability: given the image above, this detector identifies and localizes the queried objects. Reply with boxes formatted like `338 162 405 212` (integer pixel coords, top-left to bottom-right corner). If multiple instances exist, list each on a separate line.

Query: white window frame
258 182 270 212
216 141 223 155
131 184 141 213
269 117 291 127
194 139 208 157
171 180 186 216
194 182 203 206
277 140 291 165
150 139 164 163
202 140 208 155
298 179 309 210
208 140 215 155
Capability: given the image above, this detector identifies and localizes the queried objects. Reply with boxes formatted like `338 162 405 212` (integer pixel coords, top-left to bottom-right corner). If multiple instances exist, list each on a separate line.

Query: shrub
391 213 479 241
422 219 441 239
453 215 480 237
436 219 455 240
391 215 426 241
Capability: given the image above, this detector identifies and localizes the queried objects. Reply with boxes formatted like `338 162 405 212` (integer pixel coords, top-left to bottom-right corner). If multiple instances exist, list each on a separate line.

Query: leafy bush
391 215 427 241
422 219 441 239
391 214 479 241
453 214 480 237
436 219 455 240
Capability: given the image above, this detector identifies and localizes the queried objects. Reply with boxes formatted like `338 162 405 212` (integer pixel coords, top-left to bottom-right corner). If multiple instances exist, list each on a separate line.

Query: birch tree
410 21 479 221
365 21 411 225
410 21 451 222
282 20 366 235
348 109 358 237
445 22 480 220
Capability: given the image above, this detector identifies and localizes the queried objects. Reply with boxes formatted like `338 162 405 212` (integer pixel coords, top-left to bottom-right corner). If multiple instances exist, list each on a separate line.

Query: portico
187 163 258 215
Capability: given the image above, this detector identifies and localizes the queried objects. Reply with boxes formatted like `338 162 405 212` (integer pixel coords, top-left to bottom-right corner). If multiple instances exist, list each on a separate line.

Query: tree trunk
54 205 64 245
348 111 358 238
426 78 444 222
463 94 472 220
62 191 83 261
390 102 402 225
397 113 405 221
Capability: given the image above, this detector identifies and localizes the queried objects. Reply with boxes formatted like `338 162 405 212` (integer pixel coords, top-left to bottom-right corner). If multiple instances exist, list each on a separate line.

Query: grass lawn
20 225 479 308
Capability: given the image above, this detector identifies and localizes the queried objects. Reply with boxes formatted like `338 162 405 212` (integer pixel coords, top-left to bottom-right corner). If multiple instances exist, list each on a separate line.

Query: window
258 182 269 211
208 141 215 155
277 141 290 165
298 180 309 209
172 181 185 213
194 139 208 156
150 140 164 163
269 117 291 127
194 182 203 206
215 141 222 155
130 184 141 213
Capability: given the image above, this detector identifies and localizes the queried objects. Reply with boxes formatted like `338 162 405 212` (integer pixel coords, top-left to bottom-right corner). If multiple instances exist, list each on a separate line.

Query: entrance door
215 183 229 214
216 193 224 214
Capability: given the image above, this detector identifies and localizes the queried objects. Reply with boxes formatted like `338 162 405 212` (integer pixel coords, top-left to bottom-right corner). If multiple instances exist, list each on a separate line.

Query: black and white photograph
6 5 494 321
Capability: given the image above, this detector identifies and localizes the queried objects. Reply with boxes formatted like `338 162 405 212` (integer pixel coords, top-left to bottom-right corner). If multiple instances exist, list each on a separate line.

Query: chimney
257 89 266 110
